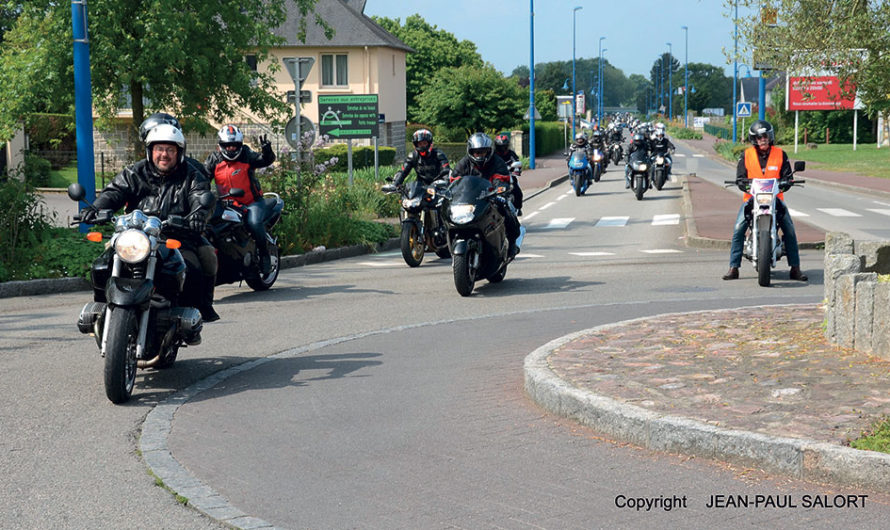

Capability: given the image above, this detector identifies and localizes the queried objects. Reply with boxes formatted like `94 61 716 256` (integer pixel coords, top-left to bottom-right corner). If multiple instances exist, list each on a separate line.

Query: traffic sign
283 56 315 83
285 116 315 149
286 90 312 104
317 94 379 139
737 101 752 118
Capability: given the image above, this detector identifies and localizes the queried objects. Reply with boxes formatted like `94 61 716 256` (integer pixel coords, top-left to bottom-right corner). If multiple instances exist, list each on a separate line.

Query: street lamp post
572 6 582 140
666 42 672 120
529 0 536 168
682 25 688 128
600 48 607 123
733 0 738 143
598 37 605 124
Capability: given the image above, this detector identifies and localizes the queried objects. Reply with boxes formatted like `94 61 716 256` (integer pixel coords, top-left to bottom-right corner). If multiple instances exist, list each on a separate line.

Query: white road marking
544 218 574 229
516 253 545 258
539 201 557 210
570 252 615 256
595 216 629 227
358 261 404 267
674 153 686 157
523 211 540 220
641 249 683 254
866 209 890 217
817 208 862 217
651 214 680 225
787 208 809 217
692 154 705 158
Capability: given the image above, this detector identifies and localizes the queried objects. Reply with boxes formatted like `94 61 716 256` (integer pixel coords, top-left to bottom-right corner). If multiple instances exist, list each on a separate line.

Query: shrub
0 178 53 281
312 144 396 172
667 126 702 140
518 121 568 156
23 154 52 187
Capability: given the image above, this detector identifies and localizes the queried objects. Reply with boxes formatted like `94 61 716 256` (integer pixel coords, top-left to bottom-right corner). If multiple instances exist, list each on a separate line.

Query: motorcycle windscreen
405 180 427 199
750 178 778 195
449 175 495 204
568 151 588 169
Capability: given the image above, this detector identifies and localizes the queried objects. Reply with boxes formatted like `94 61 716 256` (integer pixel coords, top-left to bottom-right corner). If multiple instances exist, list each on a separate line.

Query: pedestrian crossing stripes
817 208 861 217
641 249 683 254
595 216 629 227
866 209 890 217
651 214 681 225
570 251 615 256
544 218 575 229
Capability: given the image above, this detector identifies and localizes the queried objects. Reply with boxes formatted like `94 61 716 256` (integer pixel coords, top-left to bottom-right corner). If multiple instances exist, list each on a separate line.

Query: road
4 148 890 528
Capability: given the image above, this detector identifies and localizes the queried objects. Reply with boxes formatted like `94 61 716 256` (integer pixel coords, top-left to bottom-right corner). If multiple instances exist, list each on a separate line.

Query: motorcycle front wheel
453 248 477 296
757 221 772 287
104 307 139 404
246 243 281 291
572 171 583 197
633 175 645 201
655 169 666 190
400 222 424 267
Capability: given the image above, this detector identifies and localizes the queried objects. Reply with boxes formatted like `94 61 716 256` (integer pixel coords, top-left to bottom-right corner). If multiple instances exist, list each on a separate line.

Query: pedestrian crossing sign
737 102 752 118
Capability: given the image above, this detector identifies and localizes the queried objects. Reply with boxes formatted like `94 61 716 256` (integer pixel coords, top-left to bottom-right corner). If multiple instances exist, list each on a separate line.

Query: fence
703 124 732 140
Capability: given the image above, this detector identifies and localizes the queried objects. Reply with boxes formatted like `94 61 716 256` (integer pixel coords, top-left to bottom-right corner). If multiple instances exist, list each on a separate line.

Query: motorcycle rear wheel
453 248 477 296
757 225 772 287
400 222 424 267
104 307 139 404
246 244 280 291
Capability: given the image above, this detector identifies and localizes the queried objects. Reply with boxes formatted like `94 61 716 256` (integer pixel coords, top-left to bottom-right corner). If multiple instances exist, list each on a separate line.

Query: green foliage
312 144 396 172
371 14 483 122
851 417 890 454
713 139 747 162
23 154 51 187
667 126 703 140
416 64 526 134
0 177 52 281
518 121 570 156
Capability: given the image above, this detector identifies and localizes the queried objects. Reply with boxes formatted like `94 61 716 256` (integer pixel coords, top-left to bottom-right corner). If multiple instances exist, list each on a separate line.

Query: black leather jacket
650 137 675 155
93 159 213 227
393 147 450 185
452 154 510 183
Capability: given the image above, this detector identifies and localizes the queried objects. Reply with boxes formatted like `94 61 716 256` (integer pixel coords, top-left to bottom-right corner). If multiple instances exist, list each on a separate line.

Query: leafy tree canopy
371 14 483 122
416 64 525 135
0 0 322 154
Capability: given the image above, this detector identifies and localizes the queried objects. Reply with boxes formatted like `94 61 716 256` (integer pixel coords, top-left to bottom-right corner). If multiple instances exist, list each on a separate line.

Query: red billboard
786 76 857 111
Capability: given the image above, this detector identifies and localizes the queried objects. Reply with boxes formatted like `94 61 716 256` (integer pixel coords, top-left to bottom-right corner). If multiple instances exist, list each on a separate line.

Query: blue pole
758 71 766 120
667 43 672 120
683 26 688 127
732 0 738 143
572 7 581 140
529 0 535 169
598 37 604 124
72 0 96 233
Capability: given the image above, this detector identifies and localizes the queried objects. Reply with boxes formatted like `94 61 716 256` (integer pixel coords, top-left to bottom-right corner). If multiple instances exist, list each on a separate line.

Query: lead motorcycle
725 160 806 287
627 149 651 201
441 174 519 296
567 149 592 196
382 178 451 267
205 188 284 290
68 183 205 404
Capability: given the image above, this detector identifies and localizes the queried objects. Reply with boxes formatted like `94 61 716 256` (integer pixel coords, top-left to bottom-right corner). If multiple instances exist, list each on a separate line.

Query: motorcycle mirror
67 183 86 202
793 161 806 172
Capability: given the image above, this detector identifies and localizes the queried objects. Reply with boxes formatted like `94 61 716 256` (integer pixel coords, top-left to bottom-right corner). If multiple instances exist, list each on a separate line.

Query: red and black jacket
204 144 275 206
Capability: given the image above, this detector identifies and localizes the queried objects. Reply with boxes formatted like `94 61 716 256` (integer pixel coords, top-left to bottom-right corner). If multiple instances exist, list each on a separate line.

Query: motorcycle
627 149 651 201
567 149 592 196
608 141 624 165
725 160 806 287
441 174 517 296
67 183 206 404
590 148 606 182
205 188 285 291
651 151 671 190
382 178 451 267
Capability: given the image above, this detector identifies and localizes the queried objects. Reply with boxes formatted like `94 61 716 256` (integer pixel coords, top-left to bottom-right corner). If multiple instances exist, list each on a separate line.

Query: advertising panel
786 76 860 111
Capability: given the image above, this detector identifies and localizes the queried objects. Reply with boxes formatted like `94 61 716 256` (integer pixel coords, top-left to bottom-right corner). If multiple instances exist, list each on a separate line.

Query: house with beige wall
91 0 413 172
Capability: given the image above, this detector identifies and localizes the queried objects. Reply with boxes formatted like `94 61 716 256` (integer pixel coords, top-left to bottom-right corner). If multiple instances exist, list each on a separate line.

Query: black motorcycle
608 141 624 165
68 183 205 404
627 149 652 201
382 178 451 267
441 175 516 296
206 188 285 291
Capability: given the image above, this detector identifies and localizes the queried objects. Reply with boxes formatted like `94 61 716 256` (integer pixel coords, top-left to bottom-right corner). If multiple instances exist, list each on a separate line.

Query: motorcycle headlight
637 163 648 171
593 153 603 161
755 193 773 206
114 229 151 264
656 156 664 164
449 204 475 224
402 197 422 209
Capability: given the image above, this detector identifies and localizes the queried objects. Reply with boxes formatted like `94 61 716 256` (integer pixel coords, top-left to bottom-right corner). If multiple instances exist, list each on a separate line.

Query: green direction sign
317 94 379 139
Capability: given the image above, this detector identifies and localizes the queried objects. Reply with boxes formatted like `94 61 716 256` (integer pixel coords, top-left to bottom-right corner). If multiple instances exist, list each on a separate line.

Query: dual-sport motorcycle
725 161 806 287
441 174 521 296
627 149 652 201
205 188 285 290
382 178 451 267
567 149 593 197
68 183 205 404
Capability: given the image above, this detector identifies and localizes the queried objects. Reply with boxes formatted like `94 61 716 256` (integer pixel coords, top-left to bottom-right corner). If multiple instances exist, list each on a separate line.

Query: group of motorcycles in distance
569 116 675 201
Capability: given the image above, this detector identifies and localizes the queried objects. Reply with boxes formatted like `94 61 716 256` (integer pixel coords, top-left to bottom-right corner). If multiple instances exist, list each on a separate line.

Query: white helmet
218 124 244 161
144 123 186 165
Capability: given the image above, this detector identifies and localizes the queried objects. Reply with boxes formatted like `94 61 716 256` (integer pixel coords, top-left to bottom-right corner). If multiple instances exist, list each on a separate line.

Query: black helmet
466 133 493 165
139 112 182 143
494 132 510 154
591 130 604 141
631 132 645 146
748 120 775 145
412 128 433 156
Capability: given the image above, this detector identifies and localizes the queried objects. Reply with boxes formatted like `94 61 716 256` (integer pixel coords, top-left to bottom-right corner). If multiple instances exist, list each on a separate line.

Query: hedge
313 144 396 172
519 121 568 156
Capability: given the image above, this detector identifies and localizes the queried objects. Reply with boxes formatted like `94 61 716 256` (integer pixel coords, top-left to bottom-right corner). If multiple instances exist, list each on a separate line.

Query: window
245 55 258 87
321 53 348 87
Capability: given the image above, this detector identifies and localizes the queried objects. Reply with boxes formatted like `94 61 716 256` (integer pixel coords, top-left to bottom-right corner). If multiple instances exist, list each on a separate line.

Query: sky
363 0 759 79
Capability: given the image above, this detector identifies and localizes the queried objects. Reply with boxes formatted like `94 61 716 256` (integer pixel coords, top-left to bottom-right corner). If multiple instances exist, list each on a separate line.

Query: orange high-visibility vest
743 146 784 201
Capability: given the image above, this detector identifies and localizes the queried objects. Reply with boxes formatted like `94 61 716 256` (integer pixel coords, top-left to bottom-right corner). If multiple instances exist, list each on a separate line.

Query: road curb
523 307 890 492
0 238 401 299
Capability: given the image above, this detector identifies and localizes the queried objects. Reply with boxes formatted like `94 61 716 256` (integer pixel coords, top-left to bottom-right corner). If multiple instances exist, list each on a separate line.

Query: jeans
245 201 269 256
729 198 800 268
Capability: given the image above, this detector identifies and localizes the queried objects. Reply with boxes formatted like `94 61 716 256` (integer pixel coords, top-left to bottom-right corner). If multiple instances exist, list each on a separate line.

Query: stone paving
547 304 890 446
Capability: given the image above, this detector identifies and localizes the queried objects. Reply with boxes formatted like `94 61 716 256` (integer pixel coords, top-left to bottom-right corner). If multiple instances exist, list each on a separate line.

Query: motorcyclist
82 124 220 322
650 129 676 177
494 131 523 216
138 112 208 177
567 131 594 186
722 120 807 282
451 133 521 258
608 122 623 145
389 128 451 187
589 129 607 157
204 124 276 276
624 131 650 189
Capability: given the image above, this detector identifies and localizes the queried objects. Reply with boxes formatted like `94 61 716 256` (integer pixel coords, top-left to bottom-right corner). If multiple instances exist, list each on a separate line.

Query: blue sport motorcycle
567 149 593 196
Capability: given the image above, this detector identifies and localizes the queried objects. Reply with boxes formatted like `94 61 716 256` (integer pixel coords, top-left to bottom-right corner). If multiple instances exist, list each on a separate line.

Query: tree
415 64 525 135
730 0 890 144
372 14 483 122
0 0 324 155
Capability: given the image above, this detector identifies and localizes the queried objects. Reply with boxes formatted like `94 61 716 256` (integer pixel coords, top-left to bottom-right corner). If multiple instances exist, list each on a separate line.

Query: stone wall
824 232 890 360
